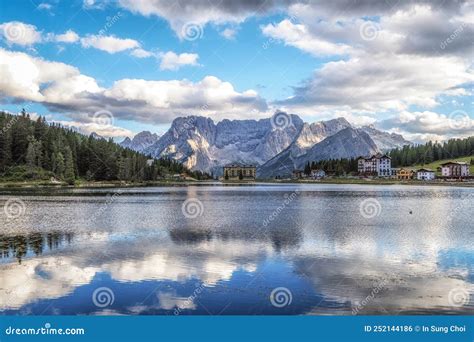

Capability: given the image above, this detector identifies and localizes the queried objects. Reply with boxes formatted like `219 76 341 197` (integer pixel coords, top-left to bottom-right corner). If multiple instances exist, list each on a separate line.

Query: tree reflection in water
0 232 74 263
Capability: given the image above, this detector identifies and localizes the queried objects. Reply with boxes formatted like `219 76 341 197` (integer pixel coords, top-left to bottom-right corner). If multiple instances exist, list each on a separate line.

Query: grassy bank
410 155 474 175
1 177 473 189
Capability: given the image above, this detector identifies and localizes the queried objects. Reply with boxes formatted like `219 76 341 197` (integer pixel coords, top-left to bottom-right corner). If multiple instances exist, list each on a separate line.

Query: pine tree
55 152 65 178
26 141 36 168
64 146 75 184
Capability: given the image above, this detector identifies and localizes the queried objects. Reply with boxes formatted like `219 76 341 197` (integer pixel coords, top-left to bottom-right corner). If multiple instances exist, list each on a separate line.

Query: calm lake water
0 184 473 315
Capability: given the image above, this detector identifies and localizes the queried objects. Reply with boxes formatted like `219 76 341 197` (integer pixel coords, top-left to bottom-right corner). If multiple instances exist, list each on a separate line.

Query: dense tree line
0 110 209 183
302 136 474 176
304 158 358 176
389 136 474 167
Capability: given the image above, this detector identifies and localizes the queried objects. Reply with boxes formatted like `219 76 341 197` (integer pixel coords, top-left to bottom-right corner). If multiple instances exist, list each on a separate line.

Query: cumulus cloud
129 49 201 71
117 0 292 38
262 19 352 56
0 21 42 46
54 119 134 138
220 28 238 40
0 48 268 125
279 52 473 112
52 30 80 43
37 3 53 11
159 51 199 70
0 20 143 56
80 35 140 53
130 48 153 58
378 111 474 142
259 1 474 129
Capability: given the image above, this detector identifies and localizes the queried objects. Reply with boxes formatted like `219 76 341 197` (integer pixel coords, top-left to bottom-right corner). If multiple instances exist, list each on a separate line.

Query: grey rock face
257 127 379 178
120 131 160 152
140 113 410 177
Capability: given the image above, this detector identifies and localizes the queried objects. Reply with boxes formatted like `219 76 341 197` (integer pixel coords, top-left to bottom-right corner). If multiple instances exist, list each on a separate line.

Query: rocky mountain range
120 131 160 152
120 113 411 177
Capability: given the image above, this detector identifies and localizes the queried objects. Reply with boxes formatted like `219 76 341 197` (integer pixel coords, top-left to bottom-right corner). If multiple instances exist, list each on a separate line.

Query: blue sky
0 0 472 142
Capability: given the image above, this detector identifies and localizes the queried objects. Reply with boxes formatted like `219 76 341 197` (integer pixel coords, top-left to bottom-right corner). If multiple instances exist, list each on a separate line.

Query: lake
0 184 473 315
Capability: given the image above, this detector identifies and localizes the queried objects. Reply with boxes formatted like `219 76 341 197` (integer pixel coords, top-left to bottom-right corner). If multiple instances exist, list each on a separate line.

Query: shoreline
1 178 473 189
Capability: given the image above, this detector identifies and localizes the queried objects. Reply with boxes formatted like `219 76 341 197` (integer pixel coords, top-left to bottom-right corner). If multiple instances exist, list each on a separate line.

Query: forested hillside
0 110 209 184
389 136 474 167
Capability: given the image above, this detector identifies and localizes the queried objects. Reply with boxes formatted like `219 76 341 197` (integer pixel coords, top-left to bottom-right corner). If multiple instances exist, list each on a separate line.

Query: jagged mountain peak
359 125 411 152
119 130 160 153
138 114 410 176
257 127 379 178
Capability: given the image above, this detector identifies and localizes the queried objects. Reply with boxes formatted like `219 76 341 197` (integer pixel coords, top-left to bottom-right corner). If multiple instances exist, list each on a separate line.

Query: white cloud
54 119 134 138
0 48 100 102
130 48 153 58
0 21 42 46
220 28 237 40
52 30 80 43
262 19 352 56
279 52 473 112
37 3 53 11
80 35 140 53
379 111 474 142
0 48 268 125
83 0 109 10
117 0 288 38
159 51 199 71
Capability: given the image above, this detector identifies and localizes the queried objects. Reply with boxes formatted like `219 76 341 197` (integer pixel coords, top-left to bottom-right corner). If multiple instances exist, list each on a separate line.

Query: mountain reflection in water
0 184 472 315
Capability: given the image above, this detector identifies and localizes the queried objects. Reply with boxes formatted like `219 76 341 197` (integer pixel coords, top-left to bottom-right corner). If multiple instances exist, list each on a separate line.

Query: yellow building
223 163 256 181
397 168 414 180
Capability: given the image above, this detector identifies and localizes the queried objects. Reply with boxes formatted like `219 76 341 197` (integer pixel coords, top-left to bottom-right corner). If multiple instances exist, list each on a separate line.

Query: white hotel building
357 154 392 177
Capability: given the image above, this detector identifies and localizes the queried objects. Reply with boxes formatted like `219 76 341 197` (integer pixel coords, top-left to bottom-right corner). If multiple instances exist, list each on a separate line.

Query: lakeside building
292 170 304 179
357 153 392 177
311 169 326 179
441 161 470 178
223 163 256 181
397 168 414 180
416 168 435 181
